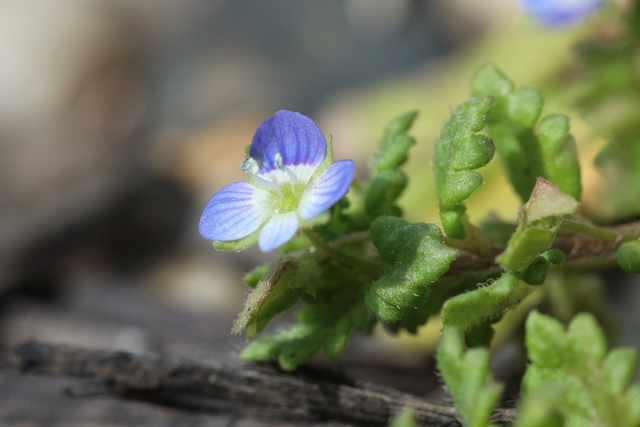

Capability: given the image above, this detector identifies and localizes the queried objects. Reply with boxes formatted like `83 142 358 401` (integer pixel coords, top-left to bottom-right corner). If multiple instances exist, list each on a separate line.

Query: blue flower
199 110 355 252
522 0 605 27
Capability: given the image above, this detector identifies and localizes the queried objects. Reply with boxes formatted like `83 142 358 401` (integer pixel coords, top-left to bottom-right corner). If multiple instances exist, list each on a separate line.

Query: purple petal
258 212 299 252
299 160 355 220
199 182 273 241
250 110 327 176
522 0 604 26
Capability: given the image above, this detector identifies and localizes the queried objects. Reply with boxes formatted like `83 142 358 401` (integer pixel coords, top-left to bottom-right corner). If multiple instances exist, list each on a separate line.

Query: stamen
242 157 282 193
274 153 284 169
274 152 299 190
241 157 260 175
284 167 298 187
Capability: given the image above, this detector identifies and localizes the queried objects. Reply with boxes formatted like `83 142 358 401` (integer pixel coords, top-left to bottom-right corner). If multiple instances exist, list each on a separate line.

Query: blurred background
1 0 636 425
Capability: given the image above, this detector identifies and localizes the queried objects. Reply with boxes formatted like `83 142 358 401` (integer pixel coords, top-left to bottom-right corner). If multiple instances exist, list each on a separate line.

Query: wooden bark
14 341 516 426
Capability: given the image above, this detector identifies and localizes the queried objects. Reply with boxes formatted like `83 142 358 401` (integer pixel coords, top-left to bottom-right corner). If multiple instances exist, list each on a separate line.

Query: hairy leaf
433 97 495 239
437 327 504 427
472 64 581 202
366 111 418 219
232 258 319 335
497 178 578 271
240 299 370 370
441 271 526 332
521 311 640 427
240 267 373 370
366 216 457 323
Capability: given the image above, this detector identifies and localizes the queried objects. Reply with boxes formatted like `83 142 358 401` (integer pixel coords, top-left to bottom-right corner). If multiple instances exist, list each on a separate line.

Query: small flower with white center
198 110 355 252
522 0 605 27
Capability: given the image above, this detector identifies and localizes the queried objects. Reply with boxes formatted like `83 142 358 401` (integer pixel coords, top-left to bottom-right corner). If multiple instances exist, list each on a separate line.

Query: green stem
561 219 640 243
561 220 620 242
303 229 383 273
330 230 372 250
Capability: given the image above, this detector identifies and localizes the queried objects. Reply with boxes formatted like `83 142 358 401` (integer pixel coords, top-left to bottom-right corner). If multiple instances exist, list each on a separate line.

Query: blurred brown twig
14 341 516 426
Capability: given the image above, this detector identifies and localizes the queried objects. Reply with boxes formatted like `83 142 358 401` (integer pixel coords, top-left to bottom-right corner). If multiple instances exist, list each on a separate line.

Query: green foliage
212 31 640 422
389 407 417 427
520 311 640 427
441 271 525 333
366 111 418 219
578 25 640 219
521 250 565 286
433 97 495 239
243 263 270 288
471 64 581 202
366 216 457 323
441 179 576 334
240 284 371 370
497 178 578 271
617 240 640 274
232 258 319 336
479 215 517 248
437 327 504 427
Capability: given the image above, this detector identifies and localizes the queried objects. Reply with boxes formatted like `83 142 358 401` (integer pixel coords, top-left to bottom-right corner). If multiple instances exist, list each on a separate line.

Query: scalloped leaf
433 97 495 239
472 64 581 202
437 327 504 427
365 111 418 220
240 299 370 370
366 216 457 323
520 311 640 427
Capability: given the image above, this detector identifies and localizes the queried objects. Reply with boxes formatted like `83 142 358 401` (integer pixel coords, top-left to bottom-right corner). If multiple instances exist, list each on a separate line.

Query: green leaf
513 385 564 427
441 271 526 332
497 178 578 271
240 265 373 370
243 263 271 288
366 111 418 220
388 271 500 335
521 311 640 427
240 300 370 370
366 216 457 323
521 250 564 286
593 137 640 220
240 323 325 371
472 64 581 202
370 111 418 178
232 257 320 335
437 327 503 427
365 170 407 218
433 97 495 239
617 240 640 274
389 406 417 427
521 256 551 286
537 115 581 201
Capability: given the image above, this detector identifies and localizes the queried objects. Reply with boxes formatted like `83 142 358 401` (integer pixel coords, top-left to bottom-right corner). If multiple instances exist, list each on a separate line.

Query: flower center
242 153 307 215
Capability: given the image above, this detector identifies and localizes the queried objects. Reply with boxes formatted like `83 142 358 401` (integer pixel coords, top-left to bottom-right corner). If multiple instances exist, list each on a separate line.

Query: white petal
199 182 273 241
299 160 355 220
258 212 299 252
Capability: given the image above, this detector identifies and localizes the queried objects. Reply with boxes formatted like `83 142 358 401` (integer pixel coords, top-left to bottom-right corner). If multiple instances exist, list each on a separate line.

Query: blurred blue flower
522 0 605 26
199 110 355 252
